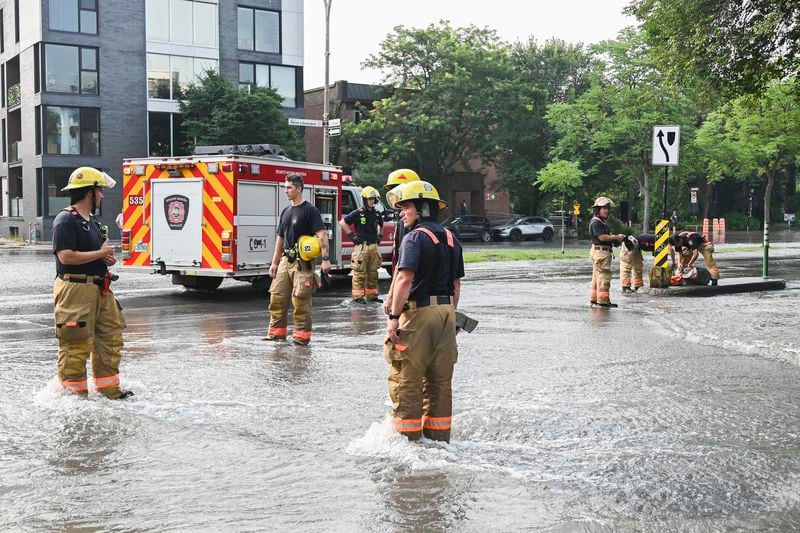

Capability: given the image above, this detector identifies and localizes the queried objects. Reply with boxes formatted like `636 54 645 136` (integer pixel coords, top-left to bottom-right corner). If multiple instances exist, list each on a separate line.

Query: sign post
651 125 681 287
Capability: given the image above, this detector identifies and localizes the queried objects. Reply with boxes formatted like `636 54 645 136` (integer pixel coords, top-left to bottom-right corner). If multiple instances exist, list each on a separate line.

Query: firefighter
381 168 421 316
267 174 331 345
384 180 465 443
619 233 656 292
339 186 384 303
588 197 625 307
52 167 132 399
672 230 719 285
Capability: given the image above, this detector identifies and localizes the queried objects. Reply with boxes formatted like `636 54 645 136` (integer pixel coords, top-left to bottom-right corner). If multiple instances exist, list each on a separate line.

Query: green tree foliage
629 0 800 96
696 79 800 225
497 38 592 214
179 71 303 158
343 21 517 181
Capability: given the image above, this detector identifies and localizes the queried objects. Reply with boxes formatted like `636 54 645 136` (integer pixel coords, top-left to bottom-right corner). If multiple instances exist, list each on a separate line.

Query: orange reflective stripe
598 291 610 298
394 344 408 352
352 289 365 297
415 227 439 244
293 330 312 340
65 321 78 327
269 327 288 336
61 379 88 392
365 288 379 295
393 417 423 432
423 416 452 430
444 229 454 247
94 374 120 389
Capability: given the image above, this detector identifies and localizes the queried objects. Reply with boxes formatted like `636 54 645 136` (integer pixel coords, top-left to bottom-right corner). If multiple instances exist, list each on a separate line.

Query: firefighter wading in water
267 174 331 345
338 186 383 303
52 167 133 399
384 180 465 443
380 168 421 316
588 196 625 307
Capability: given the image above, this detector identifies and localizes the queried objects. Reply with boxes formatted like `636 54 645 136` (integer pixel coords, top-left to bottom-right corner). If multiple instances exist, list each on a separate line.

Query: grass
464 249 586 263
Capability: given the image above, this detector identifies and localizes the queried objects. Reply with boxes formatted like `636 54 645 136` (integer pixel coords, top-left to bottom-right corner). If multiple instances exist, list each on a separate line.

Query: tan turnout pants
351 243 381 300
679 243 719 280
268 256 317 344
53 276 126 398
619 248 644 289
590 246 613 304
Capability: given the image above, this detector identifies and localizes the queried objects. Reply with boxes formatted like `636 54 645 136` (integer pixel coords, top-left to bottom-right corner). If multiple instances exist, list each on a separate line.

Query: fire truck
119 144 394 290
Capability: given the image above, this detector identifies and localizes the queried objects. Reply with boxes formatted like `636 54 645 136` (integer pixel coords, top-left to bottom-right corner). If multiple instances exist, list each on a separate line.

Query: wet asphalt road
1 241 799 531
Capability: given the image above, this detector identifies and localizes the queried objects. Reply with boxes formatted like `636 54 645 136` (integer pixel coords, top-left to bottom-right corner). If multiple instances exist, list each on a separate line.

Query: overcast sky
303 0 637 90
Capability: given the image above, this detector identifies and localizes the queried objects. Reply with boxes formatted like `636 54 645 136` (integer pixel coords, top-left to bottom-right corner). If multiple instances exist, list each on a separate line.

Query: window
41 168 75 216
238 63 297 107
147 0 217 47
1 9 4 53
45 106 100 155
147 54 218 100
45 44 98 95
148 112 189 156
49 0 97 34
238 7 279 53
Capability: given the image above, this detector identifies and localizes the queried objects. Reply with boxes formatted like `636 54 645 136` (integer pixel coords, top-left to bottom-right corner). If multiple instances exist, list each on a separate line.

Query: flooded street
1 243 799 530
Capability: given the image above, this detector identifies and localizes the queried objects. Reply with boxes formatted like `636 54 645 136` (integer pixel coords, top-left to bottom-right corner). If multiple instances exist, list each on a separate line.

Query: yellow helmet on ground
592 196 615 208
297 235 322 262
61 167 117 192
391 180 448 210
384 168 420 191
361 186 380 200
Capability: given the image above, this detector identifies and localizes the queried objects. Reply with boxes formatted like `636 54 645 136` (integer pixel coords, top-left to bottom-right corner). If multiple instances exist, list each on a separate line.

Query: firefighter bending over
339 186 384 303
671 231 719 285
383 181 465 443
588 197 625 307
620 233 656 293
267 174 331 345
52 167 132 399
380 168 421 316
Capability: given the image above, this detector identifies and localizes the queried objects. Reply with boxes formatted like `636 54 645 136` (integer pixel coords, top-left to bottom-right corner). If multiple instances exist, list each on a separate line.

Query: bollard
702 218 709 238
719 218 726 244
649 219 672 288
712 218 719 244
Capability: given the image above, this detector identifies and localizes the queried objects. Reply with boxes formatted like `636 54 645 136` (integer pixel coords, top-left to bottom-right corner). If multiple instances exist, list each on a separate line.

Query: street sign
572 200 581 215
652 125 680 166
690 187 698 204
288 118 323 127
328 118 341 127
328 127 341 136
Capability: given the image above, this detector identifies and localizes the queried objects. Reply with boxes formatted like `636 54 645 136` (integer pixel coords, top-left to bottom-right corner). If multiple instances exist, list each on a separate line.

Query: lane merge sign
652 125 680 166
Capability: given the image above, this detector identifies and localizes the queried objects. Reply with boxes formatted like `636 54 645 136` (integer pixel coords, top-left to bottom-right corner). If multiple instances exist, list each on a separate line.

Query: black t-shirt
52 208 108 277
635 233 656 252
683 232 703 250
397 221 465 301
392 222 408 268
277 201 325 249
344 207 383 244
589 216 609 245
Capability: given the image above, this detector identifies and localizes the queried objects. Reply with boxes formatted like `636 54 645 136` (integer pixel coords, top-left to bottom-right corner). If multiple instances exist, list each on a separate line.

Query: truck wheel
250 276 272 291
173 274 223 291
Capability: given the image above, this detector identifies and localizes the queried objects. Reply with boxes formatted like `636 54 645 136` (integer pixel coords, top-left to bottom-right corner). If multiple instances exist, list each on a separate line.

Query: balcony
7 84 21 108
9 141 21 163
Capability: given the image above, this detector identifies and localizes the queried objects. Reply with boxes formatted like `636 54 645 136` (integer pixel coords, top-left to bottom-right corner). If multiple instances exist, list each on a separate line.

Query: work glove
348 232 363 245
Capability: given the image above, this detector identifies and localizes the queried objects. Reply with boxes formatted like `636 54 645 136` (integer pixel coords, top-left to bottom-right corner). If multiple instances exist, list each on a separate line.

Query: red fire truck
119 145 394 290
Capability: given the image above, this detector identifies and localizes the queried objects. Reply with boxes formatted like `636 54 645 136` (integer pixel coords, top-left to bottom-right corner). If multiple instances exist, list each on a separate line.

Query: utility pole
322 0 332 165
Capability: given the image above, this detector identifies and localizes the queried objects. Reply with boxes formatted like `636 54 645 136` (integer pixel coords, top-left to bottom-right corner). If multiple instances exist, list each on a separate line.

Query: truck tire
173 274 223 291
250 276 272 291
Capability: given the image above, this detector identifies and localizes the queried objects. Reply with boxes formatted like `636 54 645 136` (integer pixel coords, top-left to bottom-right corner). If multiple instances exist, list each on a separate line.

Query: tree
179 71 303 158
535 160 586 250
343 21 518 181
629 0 800 96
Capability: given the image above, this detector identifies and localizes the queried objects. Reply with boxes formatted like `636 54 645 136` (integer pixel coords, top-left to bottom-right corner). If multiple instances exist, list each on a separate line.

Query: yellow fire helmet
592 196 615 208
61 167 117 192
361 186 380 200
384 168 420 191
385 185 402 209
297 235 322 262
391 180 448 210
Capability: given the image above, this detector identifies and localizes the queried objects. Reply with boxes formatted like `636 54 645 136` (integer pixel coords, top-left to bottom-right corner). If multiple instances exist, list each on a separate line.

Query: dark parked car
442 215 493 242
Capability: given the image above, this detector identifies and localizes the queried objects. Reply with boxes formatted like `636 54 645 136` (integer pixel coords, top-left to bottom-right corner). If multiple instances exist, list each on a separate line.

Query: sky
303 0 637 90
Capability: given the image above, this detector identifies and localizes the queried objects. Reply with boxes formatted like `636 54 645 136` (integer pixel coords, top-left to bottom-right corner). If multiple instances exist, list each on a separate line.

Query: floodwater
1 243 799 531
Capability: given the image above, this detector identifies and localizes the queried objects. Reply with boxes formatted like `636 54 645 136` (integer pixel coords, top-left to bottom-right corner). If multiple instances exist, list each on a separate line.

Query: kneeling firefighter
384 181 465 443
52 167 132 399
339 186 384 303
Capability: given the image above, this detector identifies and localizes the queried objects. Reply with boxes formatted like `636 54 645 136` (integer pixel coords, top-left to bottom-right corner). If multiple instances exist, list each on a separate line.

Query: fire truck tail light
221 230 232 257
121 230 131 258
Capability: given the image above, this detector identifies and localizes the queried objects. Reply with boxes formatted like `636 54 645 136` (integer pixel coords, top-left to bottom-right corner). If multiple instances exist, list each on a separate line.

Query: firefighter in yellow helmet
52 167 133 399
338 185 384 303
588 196 625 307
384 180 465 443
382 169 421 315
267 174 330 345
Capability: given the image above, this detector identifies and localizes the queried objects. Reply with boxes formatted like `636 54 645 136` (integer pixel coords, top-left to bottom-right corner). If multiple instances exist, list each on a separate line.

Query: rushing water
1 245 799 531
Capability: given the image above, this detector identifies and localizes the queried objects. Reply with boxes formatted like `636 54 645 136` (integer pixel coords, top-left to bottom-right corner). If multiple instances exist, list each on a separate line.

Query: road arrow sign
652 125 680 166
328 127 341 136
288 118 323 127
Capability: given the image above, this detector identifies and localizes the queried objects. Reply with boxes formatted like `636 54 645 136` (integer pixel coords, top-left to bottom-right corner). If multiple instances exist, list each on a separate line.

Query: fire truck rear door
150 178 203 266
236 181 278 268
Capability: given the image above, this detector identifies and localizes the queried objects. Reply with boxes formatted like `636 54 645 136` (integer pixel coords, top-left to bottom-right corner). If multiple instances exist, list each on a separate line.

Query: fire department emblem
164 194 190 230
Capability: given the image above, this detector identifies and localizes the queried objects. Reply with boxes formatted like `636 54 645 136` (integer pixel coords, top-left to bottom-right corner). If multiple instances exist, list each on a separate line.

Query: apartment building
0 0 304 240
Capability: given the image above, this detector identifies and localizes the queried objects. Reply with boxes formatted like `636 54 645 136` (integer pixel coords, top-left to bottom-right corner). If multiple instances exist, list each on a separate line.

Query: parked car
442 215 493 242
493 216 554 242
